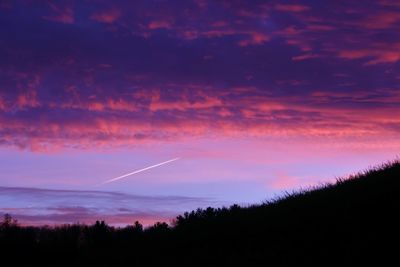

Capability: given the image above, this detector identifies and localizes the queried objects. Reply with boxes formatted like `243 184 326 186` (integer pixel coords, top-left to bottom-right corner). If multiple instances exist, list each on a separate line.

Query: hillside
1 161 399 266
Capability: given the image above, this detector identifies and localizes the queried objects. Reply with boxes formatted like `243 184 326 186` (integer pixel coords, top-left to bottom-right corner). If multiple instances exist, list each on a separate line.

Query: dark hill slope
1 161 399 266
171 161 400 266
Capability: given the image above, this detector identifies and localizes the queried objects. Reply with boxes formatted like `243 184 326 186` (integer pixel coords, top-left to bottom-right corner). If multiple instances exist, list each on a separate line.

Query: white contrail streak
100 158 180 185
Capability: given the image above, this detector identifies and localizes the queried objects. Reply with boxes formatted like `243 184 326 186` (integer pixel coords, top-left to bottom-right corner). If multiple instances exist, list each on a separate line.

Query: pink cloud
1 106 398 151
275 4 310 13
276 80 308 86
363 12 400 29
1 86 400 151
277 26 303 36
238 32 270 47
211 21 228 27
292 54 320 61
16 90 40 109
90 8 121 24
275 27 312 52
201 29 236 38
178 27 270 47
379 0 400 7
268 172 321 191
59 97 139 112
148 20 172 30
270 173 302 190
149 94 222 111
0 96 5 110
180 30 199 40
338 43 400 65
307 24 335 31
43 3 74 24
311 89 400 105
338 50 369 59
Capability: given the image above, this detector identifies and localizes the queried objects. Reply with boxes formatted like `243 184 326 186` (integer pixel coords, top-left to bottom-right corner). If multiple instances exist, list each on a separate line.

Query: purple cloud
0 0 399 151
0 186 217 226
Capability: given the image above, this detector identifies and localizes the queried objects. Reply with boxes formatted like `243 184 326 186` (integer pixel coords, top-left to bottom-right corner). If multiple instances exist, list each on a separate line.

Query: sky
0 0 400 226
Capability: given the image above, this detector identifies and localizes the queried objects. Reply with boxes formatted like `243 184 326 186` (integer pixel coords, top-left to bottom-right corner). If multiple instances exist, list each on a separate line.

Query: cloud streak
1 0 398 227
101 158 180 185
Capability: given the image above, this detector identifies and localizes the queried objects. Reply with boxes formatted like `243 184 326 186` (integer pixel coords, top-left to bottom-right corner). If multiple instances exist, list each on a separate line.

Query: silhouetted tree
0 213 18 228
133 220 143 233
0 161 399 266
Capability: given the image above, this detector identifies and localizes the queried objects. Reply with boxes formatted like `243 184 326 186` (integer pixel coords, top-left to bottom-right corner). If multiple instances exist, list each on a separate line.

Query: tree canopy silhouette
1 161 399 266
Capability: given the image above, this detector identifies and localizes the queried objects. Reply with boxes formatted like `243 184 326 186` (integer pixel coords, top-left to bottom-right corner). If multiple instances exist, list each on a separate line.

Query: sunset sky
1 0 399 226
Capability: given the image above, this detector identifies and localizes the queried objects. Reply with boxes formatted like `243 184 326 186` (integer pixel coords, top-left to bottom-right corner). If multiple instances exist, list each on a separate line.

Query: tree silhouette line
1 161 399 266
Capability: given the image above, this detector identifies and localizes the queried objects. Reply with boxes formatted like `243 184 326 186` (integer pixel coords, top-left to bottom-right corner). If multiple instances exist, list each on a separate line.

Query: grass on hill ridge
1 160 399 266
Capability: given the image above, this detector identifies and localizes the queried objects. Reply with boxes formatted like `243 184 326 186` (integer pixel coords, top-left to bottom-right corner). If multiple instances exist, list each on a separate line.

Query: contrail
100 158 180 185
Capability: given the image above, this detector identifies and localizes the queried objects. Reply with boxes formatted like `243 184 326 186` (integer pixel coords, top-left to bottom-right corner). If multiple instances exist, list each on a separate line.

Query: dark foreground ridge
1 161 399 266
